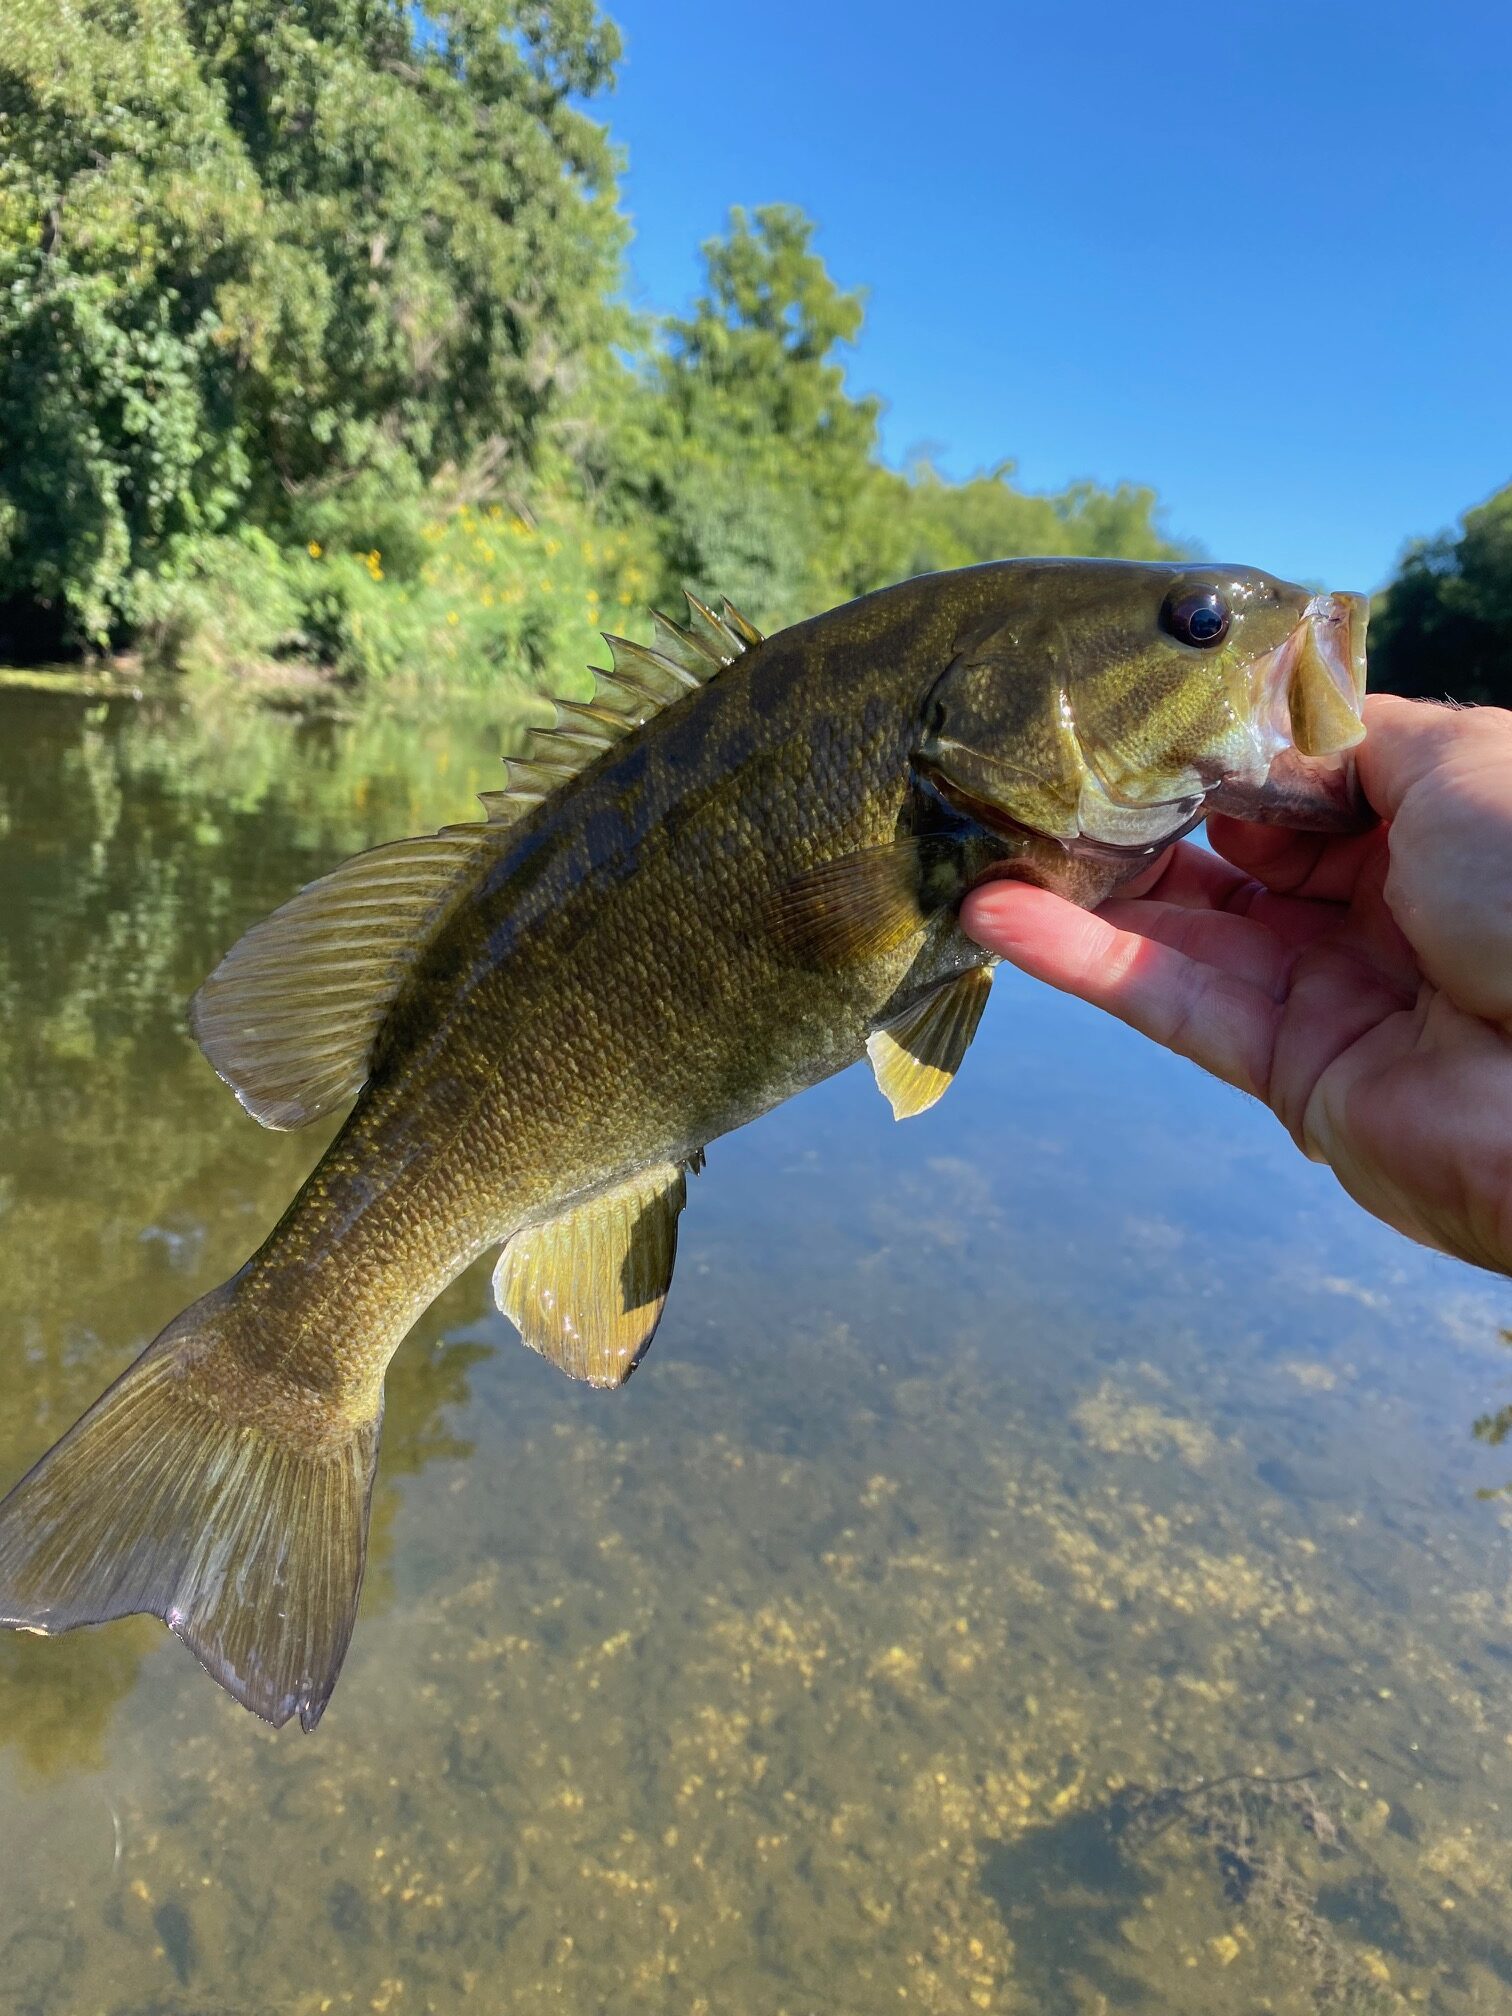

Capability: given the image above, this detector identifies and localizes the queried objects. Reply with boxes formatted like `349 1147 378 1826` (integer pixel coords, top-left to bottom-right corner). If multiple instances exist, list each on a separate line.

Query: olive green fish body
0 560 1371 1729
255 574 1011 1391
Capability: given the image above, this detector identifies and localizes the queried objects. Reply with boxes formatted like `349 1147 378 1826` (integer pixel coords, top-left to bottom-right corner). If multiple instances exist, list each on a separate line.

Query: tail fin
0 1288 381 1731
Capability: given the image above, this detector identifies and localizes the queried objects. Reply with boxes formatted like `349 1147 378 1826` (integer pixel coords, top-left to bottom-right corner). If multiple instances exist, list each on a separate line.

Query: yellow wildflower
306 540 322 559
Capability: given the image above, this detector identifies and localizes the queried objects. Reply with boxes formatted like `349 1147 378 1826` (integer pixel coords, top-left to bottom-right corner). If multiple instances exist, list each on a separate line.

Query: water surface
1 683 1510 2015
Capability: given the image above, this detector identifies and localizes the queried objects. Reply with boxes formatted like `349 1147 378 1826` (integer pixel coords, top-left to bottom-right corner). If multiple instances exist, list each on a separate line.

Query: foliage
880 462 1178 583
0 2 260 642
298 498 654 690
129 528 309 676
1370 482 1512 705
131 499 656 690
623 204 1176 630
632 203 884 625
0 4 1179 683
0 0 626 649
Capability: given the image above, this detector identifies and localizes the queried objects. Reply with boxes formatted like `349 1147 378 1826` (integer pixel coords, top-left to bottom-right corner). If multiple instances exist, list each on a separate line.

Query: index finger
959 879 1279 1098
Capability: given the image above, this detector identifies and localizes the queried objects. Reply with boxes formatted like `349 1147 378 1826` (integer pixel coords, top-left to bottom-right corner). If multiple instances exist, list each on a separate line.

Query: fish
0 560 1369 1731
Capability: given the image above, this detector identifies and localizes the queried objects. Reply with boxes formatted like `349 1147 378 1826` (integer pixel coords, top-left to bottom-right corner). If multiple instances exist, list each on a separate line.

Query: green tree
0 0 626 648
626 204 1177 630
0 3 261 643
882 461 1177 580
1370 481 1512 705
631 203 883 626
0 4 1186 683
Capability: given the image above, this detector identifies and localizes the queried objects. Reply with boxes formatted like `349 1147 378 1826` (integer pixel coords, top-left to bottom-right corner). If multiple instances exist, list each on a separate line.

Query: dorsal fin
195 590 764 1129
190 827 494 1130
478 590 763 827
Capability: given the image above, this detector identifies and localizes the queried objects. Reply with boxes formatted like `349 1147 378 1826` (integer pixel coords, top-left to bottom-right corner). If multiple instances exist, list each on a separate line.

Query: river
0 679 1509 2014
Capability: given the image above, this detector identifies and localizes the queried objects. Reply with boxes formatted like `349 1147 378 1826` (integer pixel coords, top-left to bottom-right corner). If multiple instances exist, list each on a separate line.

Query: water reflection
1470 1330 1512 1499
0 1618 160 1779
0 689 508 1776
0 679 1510 2013
0 1318 496 1782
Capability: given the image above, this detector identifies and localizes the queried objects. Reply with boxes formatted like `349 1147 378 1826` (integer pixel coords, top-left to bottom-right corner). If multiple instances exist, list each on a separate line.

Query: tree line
0 0 1503 704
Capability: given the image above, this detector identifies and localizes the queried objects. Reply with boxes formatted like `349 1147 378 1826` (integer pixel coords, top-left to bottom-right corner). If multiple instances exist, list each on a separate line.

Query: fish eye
1162 587 1231 649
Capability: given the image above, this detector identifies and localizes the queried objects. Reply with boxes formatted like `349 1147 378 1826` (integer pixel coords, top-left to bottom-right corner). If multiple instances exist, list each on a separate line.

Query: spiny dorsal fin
479 589 763 827
191 826 494 1130
867 966 993 1120
195 590 765 1129
493 1160 691 1388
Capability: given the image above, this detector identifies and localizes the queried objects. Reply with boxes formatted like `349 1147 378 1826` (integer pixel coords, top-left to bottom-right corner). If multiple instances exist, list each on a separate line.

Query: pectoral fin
867 966 993 1120
764 838 962 967
493 1162 690 1388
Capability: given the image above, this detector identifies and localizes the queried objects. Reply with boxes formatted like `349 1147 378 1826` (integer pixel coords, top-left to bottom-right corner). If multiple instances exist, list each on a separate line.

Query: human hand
960 696 1512 1276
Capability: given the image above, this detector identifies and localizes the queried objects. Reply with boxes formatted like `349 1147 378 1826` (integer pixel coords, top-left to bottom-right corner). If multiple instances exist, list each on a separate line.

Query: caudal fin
0 1289 381 1731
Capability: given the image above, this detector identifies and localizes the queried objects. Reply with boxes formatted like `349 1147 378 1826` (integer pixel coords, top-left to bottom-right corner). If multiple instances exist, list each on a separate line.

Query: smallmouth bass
0 561 1368 1729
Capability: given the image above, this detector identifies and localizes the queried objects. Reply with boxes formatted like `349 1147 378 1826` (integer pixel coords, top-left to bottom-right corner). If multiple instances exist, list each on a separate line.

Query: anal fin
493 1162 690 1388
867 966 993 1120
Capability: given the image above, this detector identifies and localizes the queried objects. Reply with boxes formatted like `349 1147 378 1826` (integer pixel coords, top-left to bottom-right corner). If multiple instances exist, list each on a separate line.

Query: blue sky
601 0 1511 592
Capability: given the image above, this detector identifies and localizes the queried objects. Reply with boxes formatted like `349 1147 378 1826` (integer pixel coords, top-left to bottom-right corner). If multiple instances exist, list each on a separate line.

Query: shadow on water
978 1768 1512 2012
978 1808 1147 2013
1469 1329 1512 1500
0 1619 161 1780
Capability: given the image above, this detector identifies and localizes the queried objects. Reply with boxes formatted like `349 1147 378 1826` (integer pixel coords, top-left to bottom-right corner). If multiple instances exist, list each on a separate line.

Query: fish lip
1311 589 1370 707
1210 592 1373 832
1245 591 1369 762
1205 746 1374 833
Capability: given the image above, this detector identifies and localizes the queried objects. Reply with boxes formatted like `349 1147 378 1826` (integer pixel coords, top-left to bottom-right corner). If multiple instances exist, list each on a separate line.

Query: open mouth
1209 590 1373 833
1253 591 1369 759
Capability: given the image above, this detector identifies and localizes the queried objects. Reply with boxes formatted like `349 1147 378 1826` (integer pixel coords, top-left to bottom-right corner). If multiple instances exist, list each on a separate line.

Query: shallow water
0 682 1510 2015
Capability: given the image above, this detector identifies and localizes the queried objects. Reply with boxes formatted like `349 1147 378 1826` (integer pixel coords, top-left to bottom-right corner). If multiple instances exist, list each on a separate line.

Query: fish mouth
1258 590 1369 759
1207 590 1373 832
